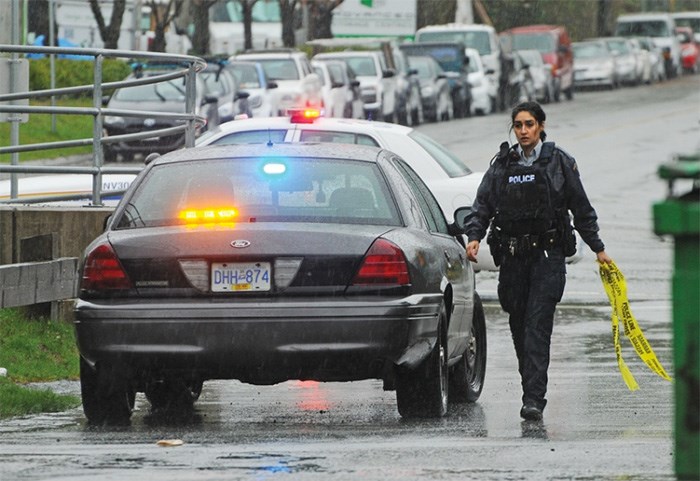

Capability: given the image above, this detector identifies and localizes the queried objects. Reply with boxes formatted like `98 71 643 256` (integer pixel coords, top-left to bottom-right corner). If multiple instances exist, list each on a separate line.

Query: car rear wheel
449 292 487 402
395 303 449 418
80 357 133 425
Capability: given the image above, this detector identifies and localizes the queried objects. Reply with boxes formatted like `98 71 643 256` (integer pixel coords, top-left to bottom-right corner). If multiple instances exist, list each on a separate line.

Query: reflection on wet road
0 303 674 480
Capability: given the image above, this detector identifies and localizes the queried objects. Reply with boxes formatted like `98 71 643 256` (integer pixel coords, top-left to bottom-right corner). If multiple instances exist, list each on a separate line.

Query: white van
414 24 501 93
671 11 700 43
614 13 682 77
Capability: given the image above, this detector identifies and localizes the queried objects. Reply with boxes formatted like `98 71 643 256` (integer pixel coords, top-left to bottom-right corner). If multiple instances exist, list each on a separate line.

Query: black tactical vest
493 159 556 236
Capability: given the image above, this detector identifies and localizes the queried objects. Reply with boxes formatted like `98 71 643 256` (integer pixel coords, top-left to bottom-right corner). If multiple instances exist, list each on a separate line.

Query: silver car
573 40 618 89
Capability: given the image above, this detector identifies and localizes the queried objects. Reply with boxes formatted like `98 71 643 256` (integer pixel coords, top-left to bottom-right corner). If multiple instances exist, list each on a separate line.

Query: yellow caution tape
598 261 672 390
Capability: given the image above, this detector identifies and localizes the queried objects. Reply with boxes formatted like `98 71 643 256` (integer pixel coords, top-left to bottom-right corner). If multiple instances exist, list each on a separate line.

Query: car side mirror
331 81 344 89
102 95 111 106
450 206 473 235
350 79 360 87
234 91 250 100
382 69 396 78
202 95 218 105
408 68 418 76
267 81 278 89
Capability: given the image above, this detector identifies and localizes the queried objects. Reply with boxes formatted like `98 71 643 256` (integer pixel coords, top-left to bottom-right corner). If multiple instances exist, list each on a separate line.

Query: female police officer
465 101 612 421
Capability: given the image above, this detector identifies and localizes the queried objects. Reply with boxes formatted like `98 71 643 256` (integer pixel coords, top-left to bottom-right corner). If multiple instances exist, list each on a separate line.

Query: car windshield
408 57 436 78
573 42 609 58
115 157 400 228
254 59 300 81
199 70 233 97
417 31 492 55
674 17 700 32
616 20 670 37
113 77 186 102
230 64 262 89
197 129 287 145
338 57 377 76
511 33 556 53
606 39 630 54
408 131 472 177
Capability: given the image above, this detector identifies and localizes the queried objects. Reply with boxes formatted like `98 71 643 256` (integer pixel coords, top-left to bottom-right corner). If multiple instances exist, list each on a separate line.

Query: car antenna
267 129 273 147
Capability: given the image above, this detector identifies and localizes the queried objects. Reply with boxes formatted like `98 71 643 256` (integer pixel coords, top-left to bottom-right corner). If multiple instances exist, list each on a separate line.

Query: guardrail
0 44 207 205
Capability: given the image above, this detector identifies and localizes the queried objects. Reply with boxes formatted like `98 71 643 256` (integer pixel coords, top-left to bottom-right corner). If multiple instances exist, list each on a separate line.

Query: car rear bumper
74 295 442 385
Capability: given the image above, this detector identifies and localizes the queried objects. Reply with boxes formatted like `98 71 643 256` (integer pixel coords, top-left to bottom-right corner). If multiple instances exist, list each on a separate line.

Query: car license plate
211 262 271 292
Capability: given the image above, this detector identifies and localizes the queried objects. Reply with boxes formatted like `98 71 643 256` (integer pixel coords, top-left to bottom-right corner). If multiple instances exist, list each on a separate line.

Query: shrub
29 58 132 95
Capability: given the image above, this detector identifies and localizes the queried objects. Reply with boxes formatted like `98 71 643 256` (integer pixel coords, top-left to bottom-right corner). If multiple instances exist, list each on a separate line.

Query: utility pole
455 0 474 24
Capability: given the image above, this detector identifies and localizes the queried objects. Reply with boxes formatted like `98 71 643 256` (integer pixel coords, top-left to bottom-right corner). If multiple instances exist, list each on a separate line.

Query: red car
677 26 699 73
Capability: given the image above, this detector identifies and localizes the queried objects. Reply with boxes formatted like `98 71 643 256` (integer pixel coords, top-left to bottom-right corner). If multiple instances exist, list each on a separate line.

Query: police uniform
466 140 605 413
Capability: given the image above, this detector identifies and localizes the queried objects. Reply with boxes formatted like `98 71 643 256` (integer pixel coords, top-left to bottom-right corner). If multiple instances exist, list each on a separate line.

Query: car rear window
299 130 379 147
201 130 288 145
511 33 556 53
115 157 400 228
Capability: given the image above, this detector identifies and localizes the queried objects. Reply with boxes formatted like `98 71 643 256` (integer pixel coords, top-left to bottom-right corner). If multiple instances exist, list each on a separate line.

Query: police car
195 109 498 272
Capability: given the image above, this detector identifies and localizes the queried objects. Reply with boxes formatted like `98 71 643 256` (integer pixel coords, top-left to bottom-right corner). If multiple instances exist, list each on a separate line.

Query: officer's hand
467 240 480 263
596 250 613 265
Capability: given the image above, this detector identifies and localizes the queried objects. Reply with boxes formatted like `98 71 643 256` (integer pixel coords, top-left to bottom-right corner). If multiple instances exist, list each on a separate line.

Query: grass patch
0 98 95 163
0 308 81 418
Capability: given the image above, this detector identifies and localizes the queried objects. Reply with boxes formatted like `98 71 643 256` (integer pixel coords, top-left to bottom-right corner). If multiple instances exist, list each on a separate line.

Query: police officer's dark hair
511 101 547 141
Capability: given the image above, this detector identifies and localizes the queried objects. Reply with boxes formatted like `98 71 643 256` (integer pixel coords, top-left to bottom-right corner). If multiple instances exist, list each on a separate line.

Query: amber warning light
179 207 238 223
289 108 321 123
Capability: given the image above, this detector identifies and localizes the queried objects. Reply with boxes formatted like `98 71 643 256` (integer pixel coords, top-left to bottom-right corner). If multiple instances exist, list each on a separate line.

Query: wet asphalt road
0 75 697 480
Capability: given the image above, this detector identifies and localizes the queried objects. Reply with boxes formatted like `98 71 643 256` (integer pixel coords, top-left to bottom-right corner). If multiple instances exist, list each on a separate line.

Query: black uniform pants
497 249 566 410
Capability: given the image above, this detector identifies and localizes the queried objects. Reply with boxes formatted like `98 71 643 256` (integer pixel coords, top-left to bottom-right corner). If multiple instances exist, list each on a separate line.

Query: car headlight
248 95 263 109
104 116 125 126
218 103 233 118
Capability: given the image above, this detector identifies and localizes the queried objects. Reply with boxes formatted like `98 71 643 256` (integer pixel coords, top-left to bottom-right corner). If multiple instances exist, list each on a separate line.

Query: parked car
312 59 363 119
599 36 641 85
102 64 242 162
311 59 352 118
313 50 398 122
74 142 487 423
676 26 700 73
635 36 666 82
627 37 653 84
464 47 496 115
615 12 682 78
500 24 575 101
414 23 503 108
399 42 472 118
572 40 618 90
226 60 279 118
407 54 453 122
231 49 323 115
671 11 700 43
392 47 424 126
514 48 554 103
501 50 537 107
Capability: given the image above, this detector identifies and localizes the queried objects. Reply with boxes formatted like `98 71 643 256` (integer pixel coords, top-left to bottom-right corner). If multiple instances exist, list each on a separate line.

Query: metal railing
0 44 207 205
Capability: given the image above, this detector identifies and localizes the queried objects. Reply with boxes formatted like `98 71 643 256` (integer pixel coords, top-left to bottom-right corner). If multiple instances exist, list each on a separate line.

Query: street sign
0 58 30 123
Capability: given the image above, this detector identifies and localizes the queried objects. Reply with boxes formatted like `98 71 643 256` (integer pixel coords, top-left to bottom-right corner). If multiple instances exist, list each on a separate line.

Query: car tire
395 303 449 418
80 357 133 425
449 292 487 403
103 147 118 163
145 378 201 412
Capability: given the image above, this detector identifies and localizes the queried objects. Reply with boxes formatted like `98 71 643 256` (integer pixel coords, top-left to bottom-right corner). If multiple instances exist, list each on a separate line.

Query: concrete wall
0 206 113 265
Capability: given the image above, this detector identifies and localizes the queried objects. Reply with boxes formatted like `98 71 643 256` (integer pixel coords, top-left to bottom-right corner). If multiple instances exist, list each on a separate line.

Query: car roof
616 12 674 21
152 142 386 167
206 116 414 138
417 23 496 33
503 25 564 33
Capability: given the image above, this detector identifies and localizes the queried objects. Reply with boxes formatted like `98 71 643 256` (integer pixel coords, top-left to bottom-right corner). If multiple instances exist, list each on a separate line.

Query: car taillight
352 239 410 286
81 243 132 290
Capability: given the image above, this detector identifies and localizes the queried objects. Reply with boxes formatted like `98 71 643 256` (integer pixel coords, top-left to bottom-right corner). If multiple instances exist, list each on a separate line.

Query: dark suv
399 42 472 118
102 64 243 162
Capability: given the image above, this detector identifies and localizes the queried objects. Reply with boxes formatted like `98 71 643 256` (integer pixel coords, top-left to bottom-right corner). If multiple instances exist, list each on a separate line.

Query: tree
89 0 127 49
191 0 219 55
235 0 260 51
148 0 185 52
278 0 299 47
308 0 344 41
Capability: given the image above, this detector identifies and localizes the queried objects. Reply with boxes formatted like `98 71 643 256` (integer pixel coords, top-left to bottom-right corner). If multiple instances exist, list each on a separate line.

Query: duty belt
502 229 558 257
